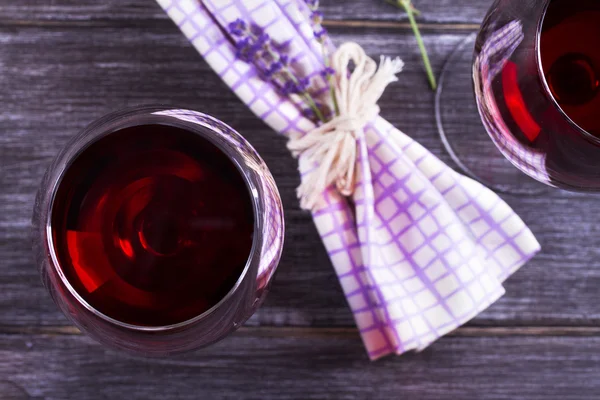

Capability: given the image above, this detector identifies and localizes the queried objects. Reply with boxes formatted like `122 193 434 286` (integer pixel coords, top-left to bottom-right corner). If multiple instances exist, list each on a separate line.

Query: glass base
435 34 549 195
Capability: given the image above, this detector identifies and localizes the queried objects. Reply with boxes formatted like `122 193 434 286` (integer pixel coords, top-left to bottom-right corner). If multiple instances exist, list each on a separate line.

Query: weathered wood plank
1 22 598 330
7 324 600 337
0 331 599 399
0 0 489 24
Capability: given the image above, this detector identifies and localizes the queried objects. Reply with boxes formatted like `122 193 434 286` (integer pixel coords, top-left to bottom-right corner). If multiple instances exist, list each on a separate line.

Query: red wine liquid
540 0 600 136
51 124 254 326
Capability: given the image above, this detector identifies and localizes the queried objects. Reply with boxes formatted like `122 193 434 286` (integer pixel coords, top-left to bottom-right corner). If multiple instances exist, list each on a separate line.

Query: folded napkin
156 0 541 359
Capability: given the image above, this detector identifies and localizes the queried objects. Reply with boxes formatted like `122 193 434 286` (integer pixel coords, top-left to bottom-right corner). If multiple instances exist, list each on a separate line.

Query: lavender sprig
228 19 326 123
262 48 326 122
306 0 340 117
387 0 437 90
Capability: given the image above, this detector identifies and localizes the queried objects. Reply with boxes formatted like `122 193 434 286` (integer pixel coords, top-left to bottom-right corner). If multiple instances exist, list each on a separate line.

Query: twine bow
288 42 404 211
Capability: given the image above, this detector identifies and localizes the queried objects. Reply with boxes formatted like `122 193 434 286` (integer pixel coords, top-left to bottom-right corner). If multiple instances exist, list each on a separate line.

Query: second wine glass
437 0 600 193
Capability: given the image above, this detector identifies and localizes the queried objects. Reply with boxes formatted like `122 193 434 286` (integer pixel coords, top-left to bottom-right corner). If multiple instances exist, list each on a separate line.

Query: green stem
397 0 436 90
302 91 326 122
321 42 339 116
385 0 420 15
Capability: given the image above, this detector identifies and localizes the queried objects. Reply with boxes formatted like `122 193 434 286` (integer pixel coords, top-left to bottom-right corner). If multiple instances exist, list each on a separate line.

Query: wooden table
2 1 600 398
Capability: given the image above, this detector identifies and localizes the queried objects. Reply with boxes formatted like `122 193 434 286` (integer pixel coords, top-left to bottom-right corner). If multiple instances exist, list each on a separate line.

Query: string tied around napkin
287 42 404 211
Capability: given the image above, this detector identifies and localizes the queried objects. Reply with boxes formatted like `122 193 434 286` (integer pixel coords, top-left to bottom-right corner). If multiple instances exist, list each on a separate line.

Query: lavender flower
281 81 299 96
302 108 316 120
304 3 328 44
250 24 264 36
305 0 319 10
314 28 328 40
256 33 270 47
302 1 339 117
296 77 311 93
236 37 251 48
272 40 291 55
232 27 272 63
311 10 323 25
265 61 284 78
228 18 247 36
227 16 327 123
320 67 335 78
235 37 258 62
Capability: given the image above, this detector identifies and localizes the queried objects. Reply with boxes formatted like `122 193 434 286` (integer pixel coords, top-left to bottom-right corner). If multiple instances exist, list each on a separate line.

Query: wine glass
436 0 600 193
32 106 284 355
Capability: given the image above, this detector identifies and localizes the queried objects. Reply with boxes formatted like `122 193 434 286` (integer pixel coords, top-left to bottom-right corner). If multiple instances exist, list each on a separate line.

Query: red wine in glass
33 107 284 355
540 0 600 136
51 124 255 327
473 0 600 189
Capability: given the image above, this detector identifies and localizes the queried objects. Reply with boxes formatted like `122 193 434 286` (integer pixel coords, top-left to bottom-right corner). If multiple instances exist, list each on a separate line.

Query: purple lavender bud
249 43 264 58
228 18 247 36
272 40 291 54
315 28 328 40
256 33 270 47
234 37 254 61
235 37 251 50
230 27 244 36
320 67 335 78
281 81 298 95
302 108 316 119
235 48 252 62
250 24 264 36
236 38 262 62
305 0 319 10
279 55 290 66
311 11 323 24
237 19 247 30
235 50 246 61
266 61 284 77
295 77 311 93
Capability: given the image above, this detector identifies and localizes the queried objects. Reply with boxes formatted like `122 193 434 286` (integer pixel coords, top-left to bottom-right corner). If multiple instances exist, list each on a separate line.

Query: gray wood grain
0 0 489 24
1 0 598 398
1 20 600 330
0 330 599 399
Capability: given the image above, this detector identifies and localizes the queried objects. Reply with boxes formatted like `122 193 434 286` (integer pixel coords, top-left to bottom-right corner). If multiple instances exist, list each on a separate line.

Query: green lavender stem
393 0 437 90
301 90 327 123
321 44 340 116
385 0 420 15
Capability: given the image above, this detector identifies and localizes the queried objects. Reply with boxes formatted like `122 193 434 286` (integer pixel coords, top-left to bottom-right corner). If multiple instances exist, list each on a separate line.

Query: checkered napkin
156 0 541 359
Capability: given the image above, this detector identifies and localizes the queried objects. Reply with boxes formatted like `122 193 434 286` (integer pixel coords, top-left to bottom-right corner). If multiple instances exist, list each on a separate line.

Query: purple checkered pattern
156 0 541 359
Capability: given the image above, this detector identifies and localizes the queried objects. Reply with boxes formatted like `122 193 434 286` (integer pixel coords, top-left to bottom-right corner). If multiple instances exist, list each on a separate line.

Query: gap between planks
1 325 599 338
0 18 479 32
324 20 480 31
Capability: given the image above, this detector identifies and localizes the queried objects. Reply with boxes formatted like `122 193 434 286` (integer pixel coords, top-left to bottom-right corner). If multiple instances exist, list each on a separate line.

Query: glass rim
44 106 265 332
